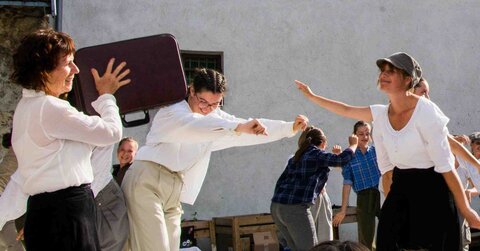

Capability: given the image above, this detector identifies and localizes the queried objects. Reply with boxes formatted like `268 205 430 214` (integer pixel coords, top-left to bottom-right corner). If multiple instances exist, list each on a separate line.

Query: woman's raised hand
91 58 131 95
295 80 315 98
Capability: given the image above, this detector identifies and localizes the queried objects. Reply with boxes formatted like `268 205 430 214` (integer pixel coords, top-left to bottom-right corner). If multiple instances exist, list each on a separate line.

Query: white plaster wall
62 0 480 242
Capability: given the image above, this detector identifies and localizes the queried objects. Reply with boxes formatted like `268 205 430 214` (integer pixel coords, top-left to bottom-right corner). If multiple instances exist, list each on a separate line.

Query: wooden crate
332 206 357 240
214 213 277 251
470 228 480 250
181 220 217 251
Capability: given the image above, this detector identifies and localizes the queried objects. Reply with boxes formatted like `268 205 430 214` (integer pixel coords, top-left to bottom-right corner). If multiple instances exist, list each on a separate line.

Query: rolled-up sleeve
417 101 454 173
342 163 354 185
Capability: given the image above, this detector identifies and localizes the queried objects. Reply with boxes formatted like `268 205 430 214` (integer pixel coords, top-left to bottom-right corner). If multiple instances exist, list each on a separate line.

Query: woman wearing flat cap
295 52 480 250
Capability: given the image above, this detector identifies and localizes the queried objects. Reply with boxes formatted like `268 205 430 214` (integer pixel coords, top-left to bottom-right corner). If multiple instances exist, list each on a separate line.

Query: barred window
181 51 223 85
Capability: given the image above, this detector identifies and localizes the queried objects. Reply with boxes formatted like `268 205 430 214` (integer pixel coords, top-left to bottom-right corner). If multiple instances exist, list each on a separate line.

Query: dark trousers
271 202 317 251
24 184 100 251
95 179 129 251
357 188 380 250
376 167 461 251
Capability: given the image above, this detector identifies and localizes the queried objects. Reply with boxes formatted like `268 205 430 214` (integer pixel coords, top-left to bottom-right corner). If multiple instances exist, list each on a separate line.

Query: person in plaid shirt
333 121 380 250
271 126 358 251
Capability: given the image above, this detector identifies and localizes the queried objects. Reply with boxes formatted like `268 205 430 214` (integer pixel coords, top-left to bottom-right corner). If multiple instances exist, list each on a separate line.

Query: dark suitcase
72 34 187 127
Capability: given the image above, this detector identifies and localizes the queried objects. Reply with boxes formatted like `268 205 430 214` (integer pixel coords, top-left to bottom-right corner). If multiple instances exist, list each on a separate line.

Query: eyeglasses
194 94 223 109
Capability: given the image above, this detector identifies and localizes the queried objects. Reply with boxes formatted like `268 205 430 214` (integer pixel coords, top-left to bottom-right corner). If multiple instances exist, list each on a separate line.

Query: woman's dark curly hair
11 29 76 91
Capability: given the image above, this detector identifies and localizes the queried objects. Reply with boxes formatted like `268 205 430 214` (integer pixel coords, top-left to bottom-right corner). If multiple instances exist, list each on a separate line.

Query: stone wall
0 6 49 156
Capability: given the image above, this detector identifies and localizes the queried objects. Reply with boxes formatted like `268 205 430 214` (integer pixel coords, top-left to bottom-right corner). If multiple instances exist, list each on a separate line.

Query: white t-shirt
370 97 454 175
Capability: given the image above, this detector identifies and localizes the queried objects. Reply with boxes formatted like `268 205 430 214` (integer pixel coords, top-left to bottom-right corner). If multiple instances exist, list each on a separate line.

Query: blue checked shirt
342 145 380 193
272 145 354 204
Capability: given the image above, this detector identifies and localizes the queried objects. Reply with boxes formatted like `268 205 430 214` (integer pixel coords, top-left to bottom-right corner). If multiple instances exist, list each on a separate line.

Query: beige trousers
121 160 183 251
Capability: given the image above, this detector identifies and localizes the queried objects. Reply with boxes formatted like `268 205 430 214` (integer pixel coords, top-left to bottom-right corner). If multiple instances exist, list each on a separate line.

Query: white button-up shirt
90 145 115 197
0 89 122 229
135 100 296 204
370 97 454 174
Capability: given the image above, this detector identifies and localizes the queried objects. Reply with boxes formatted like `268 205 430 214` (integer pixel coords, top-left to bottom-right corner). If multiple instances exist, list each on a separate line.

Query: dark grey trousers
0 220 24 251
95 179 129 251
271 202 317 251
356 188 380 250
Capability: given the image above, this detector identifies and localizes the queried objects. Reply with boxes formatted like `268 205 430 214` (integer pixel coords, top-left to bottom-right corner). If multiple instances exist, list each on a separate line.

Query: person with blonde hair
112 137 138 185
295 52 480 250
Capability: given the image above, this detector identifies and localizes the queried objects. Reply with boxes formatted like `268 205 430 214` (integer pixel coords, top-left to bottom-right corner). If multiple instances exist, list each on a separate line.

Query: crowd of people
0 28 479 251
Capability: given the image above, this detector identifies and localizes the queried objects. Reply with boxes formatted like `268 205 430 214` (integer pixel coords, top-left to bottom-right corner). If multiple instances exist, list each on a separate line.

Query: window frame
180 50 224 85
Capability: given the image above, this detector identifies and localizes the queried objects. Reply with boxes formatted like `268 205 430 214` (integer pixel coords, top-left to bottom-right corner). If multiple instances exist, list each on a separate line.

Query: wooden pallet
181 220 217 251
470 228 480 250
214 213 277 251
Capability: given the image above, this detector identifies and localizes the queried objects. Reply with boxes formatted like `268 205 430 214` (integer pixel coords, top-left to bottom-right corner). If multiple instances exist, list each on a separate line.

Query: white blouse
0 145 117 230
12 89 122 195
0 89 122 229
370 97 454 175
90 145 115 197
135 100 296 204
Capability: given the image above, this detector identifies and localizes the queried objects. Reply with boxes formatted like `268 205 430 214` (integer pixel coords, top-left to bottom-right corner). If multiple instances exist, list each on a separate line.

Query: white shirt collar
22 88 46 97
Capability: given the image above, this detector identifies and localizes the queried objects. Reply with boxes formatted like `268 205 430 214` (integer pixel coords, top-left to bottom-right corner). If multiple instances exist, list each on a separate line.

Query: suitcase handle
121 110 150 128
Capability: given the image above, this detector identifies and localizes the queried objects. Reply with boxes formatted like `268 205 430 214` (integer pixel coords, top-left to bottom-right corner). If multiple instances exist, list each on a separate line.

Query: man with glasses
121 68 309 251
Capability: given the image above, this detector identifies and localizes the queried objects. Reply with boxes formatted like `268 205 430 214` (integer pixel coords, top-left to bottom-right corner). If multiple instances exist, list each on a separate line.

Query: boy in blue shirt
333 121 380 250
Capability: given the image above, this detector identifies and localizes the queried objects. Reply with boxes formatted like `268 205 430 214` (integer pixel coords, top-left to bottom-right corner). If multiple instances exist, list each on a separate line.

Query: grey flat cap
376 52 422 86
